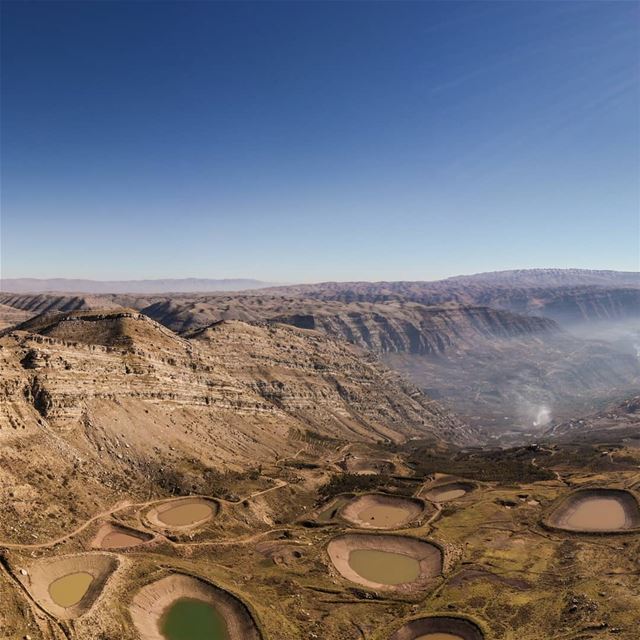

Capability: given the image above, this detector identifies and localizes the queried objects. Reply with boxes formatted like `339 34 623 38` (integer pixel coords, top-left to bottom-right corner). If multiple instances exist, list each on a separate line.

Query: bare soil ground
2 440 640 639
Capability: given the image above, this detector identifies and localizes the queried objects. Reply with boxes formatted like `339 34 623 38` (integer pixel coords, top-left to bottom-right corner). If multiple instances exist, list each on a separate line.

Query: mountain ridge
4 307 471 446
2 269 637 295
0 277 274 294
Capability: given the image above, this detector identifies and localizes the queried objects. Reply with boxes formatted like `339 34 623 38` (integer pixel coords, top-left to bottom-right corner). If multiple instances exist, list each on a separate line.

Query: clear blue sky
1 1 638 282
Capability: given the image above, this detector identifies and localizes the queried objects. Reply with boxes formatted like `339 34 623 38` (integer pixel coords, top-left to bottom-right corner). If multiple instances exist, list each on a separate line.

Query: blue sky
1 1 638 282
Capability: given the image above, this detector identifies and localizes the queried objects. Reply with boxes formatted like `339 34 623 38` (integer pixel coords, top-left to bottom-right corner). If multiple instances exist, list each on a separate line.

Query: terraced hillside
0 309 469 543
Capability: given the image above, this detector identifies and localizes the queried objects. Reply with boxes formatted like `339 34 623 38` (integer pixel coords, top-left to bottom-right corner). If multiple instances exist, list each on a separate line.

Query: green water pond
161 597 229 640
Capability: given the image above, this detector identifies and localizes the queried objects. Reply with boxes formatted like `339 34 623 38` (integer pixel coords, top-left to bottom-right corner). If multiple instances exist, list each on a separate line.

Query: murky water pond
101 531 147 549
389 615 484 640
426 482 473 502
433 488 466 502
564 497 627 531
348 549 420 585
547 488 640 533
48 572 93 608
161 597 229 640
356 504 415 528
158 501 213 526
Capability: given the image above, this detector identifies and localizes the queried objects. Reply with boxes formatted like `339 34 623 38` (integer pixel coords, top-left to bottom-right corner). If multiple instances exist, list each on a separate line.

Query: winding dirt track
0 478 289 550
0 439 354 551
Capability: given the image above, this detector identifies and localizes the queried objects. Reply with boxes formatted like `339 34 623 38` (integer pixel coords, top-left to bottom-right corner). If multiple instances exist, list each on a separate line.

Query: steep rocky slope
263 282 640 326
135 297 558 352
2 268 638 331
133 297 639 431
0 292 119 316
0 303 31 330
0 309 470 542
7 309 467 444
545 395 640 444
2 292 635 435
269 302 557 355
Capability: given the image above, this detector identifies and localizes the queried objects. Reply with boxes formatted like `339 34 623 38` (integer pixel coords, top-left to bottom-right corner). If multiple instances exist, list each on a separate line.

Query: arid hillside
265 282 640 326
1 277 638 435
0 309 470 544
545 395 640 444
0 303 32 330
1 282 639 640
135 297 640 431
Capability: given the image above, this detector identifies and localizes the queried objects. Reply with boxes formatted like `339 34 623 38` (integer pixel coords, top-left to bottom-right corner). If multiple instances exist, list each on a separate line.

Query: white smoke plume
532 405 551 427
515 399 553 430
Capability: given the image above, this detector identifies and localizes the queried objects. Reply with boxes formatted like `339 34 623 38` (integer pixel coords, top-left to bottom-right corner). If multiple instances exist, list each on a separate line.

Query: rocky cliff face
0 293 117 315
271 303 557 356
1 275 636 438
2 309 471 450
2 268 637 333
25 302 633 439
262 282 640 327
0 309 473 541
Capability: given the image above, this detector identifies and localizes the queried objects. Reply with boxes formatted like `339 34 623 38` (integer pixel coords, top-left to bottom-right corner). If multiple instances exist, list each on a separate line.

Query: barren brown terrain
2 273 638 433
0 271 639 640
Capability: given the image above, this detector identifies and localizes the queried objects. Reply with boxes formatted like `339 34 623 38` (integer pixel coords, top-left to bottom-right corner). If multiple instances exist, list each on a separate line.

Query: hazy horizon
2 265 639 286
2 1 639 281
1 267 638 297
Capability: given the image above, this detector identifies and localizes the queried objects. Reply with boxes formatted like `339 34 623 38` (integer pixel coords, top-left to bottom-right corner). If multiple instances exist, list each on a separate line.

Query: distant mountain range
2 269 638 295
441 268 640 287
0 277 274 294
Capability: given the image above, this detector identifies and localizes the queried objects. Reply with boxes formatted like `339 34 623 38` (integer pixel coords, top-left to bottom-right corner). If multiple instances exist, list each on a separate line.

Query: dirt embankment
326 534 443 592
388 615 484 640
19 553 118 620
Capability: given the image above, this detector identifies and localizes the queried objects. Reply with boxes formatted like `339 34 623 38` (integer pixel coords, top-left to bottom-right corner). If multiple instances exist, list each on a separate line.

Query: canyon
2 269 637 434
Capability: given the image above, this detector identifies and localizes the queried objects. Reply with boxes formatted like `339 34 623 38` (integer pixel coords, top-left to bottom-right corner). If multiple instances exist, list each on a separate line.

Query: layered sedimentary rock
0 309 471 543
3 309 470 440
270 303 557 355
1 269 637 434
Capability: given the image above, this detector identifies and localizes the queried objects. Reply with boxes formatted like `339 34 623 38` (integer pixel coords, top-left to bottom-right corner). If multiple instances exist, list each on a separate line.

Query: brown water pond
425 482 474 503
149 498 217 529
93 523 152 549
26 554 117 620
546 488 640 533
388 616 484 640
358 505 413 527
348 549 421 585
565 497 626 530
341 494 424 529
327 534 442 591
48 572 93 608
103 531 147 548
